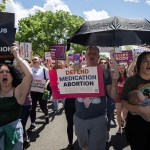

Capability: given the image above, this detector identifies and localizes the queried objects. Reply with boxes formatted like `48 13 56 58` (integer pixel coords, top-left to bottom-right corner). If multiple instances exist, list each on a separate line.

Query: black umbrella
67 16 150 49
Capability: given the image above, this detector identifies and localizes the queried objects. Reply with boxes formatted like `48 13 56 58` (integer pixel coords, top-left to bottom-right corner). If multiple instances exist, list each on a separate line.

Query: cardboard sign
0 12 16 64
49 66 105 99
30 79 46 93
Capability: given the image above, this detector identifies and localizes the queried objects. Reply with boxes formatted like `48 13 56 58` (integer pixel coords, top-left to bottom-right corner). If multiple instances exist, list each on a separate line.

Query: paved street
26 100 131 150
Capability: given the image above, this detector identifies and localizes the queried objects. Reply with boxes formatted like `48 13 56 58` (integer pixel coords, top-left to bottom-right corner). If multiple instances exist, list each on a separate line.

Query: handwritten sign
30 79 46 93
49 66 105 99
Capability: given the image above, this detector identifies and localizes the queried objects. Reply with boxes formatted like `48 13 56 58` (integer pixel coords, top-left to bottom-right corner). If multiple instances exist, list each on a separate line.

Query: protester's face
32 57 40 67
140 54 150 75
86 47 99 66
118 65 125 74
100 60 108 69
0 65 13 86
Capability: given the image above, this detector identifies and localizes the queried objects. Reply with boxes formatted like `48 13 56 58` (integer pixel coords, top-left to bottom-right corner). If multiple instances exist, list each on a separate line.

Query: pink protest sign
115 50 133 63
49 66 105 99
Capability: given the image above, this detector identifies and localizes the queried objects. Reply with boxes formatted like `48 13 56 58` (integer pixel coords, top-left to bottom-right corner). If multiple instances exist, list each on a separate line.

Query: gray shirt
75 69 112 119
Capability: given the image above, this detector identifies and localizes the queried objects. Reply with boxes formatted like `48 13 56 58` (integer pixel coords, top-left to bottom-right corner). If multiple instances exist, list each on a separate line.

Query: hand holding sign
72 63 82 71
10 45 20 59
49 66 105 99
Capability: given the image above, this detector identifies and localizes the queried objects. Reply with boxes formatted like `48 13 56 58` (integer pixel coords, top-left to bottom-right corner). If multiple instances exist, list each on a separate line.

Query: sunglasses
101 62 107 64
32 58 38 61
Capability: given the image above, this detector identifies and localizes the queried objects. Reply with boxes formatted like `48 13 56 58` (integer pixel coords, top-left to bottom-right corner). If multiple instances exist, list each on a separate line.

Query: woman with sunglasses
28 56 50 132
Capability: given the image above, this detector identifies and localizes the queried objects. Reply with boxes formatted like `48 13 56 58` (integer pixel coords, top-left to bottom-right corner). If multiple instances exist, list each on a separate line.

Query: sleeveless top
0 96 22 127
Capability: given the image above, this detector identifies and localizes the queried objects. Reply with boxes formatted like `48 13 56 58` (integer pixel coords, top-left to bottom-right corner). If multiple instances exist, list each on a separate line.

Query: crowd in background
0 45 150 150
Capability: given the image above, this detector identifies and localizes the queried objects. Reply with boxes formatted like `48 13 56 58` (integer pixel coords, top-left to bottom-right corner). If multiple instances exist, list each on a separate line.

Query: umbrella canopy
67 16 150 49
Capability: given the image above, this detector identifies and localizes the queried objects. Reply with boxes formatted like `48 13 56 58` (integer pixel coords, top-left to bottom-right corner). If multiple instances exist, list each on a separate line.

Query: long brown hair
118 64 127 82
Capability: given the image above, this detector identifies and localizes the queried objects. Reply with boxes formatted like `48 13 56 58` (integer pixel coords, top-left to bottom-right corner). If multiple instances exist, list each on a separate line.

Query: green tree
16 10 85 56
100 54 108 59
0 0 9 12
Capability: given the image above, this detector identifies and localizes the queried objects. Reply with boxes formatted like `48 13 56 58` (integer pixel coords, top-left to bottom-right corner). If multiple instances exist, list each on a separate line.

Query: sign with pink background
115 50 133 63
49 66 105 99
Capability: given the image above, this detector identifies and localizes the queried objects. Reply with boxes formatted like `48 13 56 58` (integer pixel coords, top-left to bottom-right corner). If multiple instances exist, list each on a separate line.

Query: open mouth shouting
2 78 8 84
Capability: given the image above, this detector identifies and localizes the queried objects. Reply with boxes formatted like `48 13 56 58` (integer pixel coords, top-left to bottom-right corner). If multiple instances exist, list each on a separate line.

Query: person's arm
106 78 118 100
45 80 50 90
109 49 118 71
107 49 119 100
122 100 150 118
128 50 137 76
11 46 33 105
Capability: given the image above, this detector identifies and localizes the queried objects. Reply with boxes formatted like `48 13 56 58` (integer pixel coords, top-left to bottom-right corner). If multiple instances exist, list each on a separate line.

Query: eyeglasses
0 70 10 74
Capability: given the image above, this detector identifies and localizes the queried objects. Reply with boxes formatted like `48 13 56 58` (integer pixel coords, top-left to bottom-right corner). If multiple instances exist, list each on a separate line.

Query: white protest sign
19 42 25 59
30 79 46 93
57 67 99 94
24 43 32 60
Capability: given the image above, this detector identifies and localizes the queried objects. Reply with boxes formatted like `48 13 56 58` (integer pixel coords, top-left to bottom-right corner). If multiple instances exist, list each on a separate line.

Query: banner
49 66 105 99
50 44 66 60
0 12 16 64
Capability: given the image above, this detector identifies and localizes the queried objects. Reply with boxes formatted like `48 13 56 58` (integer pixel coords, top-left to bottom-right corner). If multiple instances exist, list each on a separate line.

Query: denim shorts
73 115 107 150
0 119 23 150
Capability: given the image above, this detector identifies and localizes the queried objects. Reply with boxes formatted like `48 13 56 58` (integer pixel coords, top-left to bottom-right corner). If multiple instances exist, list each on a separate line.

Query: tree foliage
16 10 86 56
0 0 9 12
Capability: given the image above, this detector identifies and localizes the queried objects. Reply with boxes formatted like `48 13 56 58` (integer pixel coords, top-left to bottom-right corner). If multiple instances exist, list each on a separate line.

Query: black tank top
0 96 22 127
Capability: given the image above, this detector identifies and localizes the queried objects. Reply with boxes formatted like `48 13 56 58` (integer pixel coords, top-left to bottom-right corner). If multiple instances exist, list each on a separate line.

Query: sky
2 0 150 28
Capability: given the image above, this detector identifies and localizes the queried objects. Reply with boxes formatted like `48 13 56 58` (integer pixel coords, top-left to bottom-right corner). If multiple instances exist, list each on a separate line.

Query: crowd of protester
0 45 150 150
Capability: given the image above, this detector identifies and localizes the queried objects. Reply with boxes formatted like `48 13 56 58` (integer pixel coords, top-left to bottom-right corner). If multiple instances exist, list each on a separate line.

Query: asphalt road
26 100 131 150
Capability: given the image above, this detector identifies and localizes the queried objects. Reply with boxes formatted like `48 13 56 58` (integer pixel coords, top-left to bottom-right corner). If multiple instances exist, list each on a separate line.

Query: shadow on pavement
60 140 81 150
106 131 129 150
60 132 129 150
27 123 46 142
